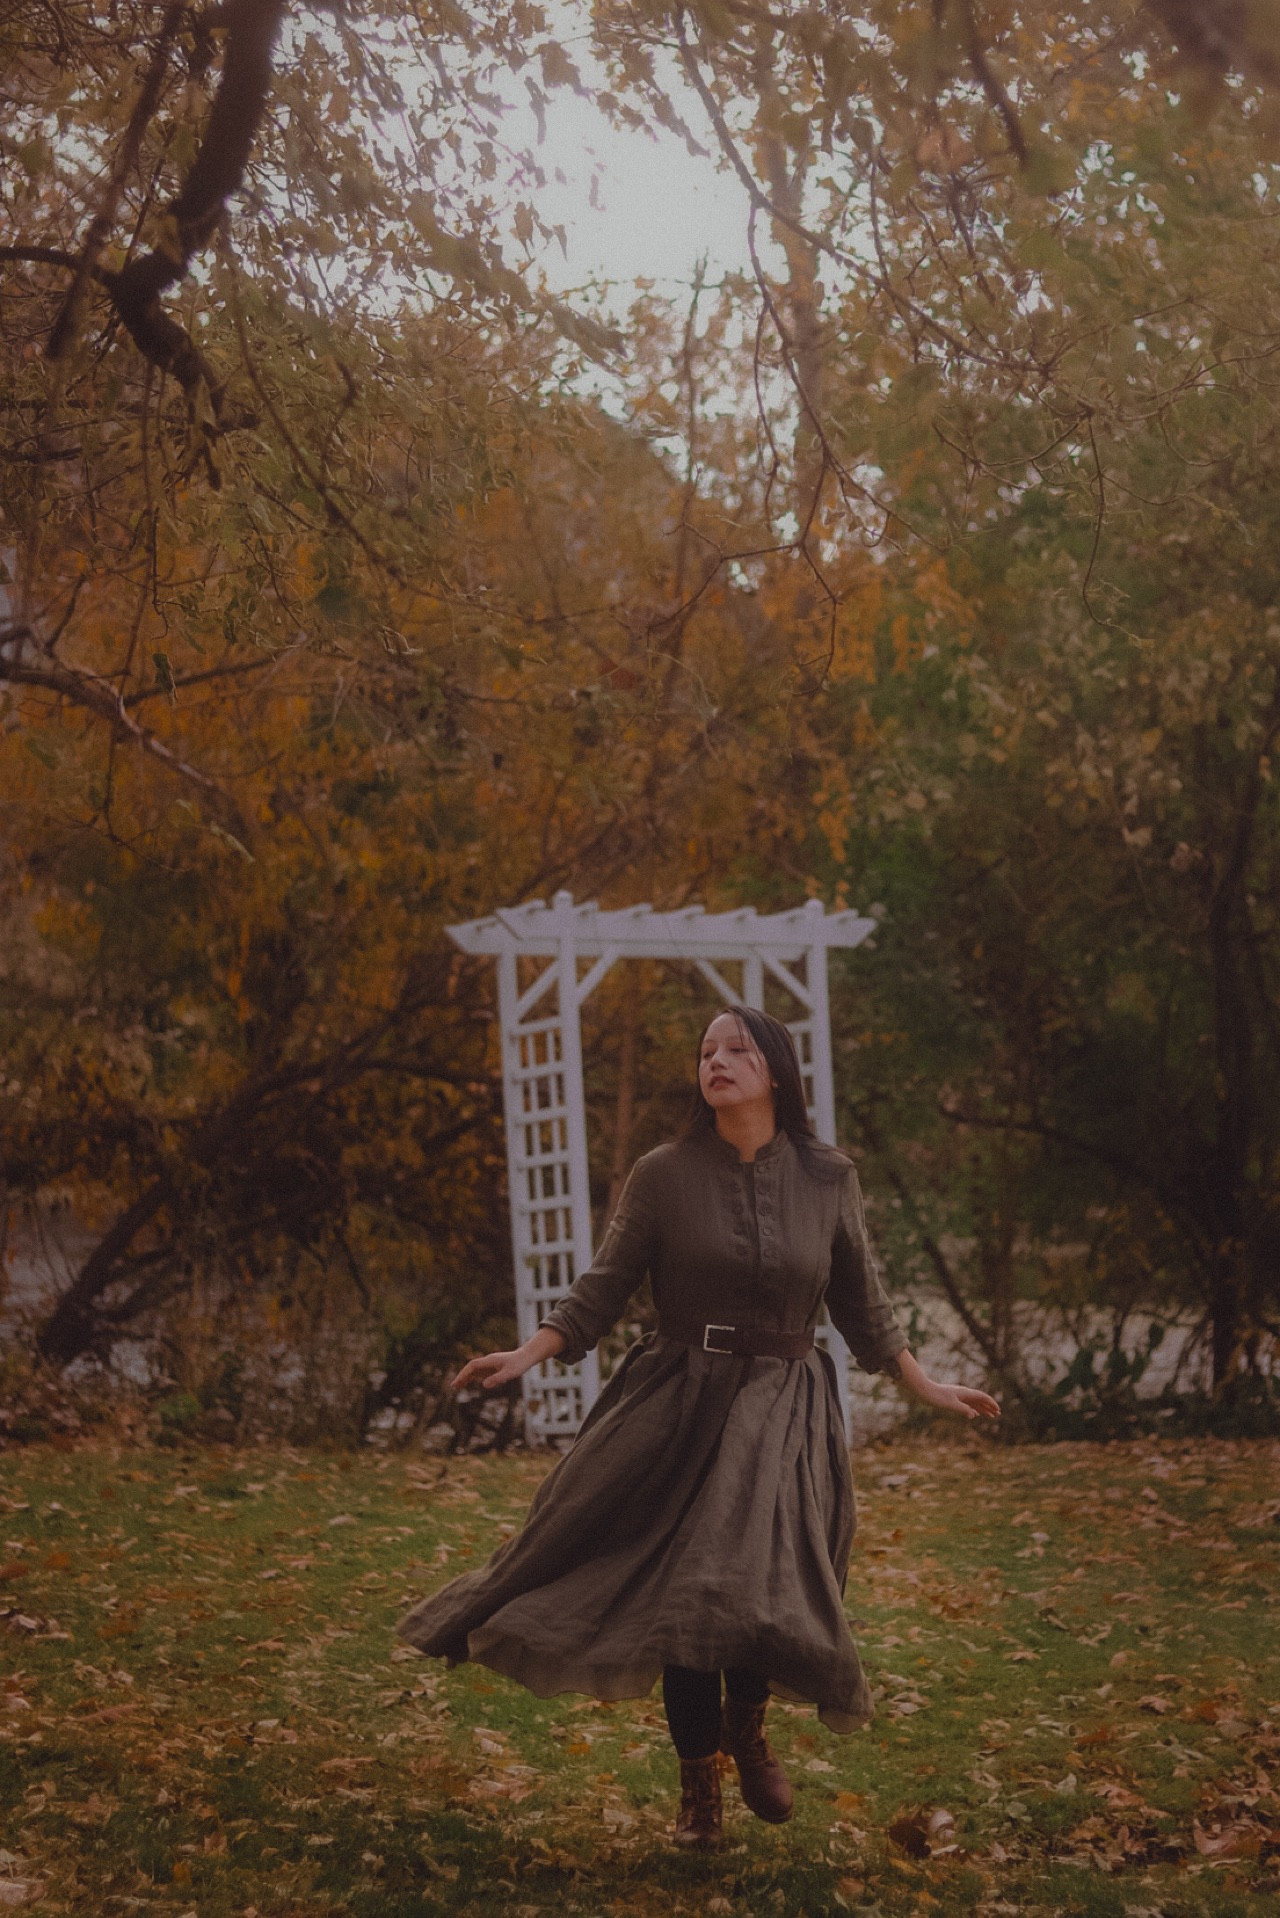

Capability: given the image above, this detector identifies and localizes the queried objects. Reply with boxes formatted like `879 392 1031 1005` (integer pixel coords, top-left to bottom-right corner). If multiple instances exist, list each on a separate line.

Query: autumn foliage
2 1 1279 1432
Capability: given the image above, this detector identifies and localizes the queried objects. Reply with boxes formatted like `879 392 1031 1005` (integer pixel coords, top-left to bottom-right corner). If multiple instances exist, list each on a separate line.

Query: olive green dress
397 1126 907 1731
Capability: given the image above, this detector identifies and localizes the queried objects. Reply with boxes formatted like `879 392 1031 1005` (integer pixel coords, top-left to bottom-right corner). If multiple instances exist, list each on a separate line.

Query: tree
5 0 1280 1427
803 98 1280 1400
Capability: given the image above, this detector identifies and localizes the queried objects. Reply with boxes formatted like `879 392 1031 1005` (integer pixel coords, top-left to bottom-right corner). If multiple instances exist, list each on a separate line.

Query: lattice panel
503 1010 596 1438
788 1019 817 1118
510 1020 574 1313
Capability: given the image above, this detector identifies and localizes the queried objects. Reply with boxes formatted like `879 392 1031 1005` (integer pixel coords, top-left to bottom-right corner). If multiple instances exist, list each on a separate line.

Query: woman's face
698 1012 774 1114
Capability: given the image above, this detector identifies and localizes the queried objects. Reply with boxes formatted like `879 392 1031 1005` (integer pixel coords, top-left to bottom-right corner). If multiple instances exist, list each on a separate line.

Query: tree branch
0 653 251 837
102 0 287 424
0 245 114 284
936 1098 1211 1274
47 0 187 362
873 1151 1031 1401
954 0 1029 166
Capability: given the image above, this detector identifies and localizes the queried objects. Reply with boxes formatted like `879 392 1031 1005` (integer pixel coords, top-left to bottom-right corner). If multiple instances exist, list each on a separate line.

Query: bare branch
47 0 187 362
104 0 288 429
954 0 1029 166
875 1153 1031 1401
0 654 251 837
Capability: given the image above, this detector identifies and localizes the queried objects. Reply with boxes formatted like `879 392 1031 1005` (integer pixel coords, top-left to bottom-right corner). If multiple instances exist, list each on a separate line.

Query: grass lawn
0 1433 1276 1916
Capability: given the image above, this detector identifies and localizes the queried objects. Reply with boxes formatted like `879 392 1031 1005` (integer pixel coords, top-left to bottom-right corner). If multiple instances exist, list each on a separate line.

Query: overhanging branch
108 0 287 412
0 653 251 837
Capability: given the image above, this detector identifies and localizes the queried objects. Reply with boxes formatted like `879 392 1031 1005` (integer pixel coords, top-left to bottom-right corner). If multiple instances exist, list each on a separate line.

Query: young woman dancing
398 1007 999 1847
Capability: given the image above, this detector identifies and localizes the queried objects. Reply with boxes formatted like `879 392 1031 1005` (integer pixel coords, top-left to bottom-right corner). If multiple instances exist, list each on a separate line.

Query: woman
398 1007 999 1848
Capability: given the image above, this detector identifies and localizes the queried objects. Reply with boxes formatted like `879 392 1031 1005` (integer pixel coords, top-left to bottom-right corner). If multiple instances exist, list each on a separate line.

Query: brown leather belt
658 1317 814 1360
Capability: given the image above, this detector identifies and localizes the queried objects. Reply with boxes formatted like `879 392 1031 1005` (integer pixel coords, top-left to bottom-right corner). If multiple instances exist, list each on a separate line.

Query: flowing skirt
397 1334 874 1732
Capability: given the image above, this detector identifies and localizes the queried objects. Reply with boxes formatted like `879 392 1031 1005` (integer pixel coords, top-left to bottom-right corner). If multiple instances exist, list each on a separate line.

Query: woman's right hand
449 1324 566 1394
449 1349 530 1394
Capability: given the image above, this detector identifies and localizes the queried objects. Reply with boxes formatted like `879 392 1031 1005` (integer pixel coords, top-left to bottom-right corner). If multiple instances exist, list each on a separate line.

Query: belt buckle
703 1323 735 1354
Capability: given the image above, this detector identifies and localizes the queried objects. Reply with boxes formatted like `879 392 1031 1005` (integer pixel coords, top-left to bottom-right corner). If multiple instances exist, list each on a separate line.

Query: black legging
662 1664 771 1760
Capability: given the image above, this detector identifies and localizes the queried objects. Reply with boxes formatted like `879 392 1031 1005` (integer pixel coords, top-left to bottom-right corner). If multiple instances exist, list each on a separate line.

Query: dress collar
702 1124 790 1167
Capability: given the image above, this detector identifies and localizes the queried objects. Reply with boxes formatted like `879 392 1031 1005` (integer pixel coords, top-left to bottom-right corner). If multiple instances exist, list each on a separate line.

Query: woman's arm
533 1151 661 1364
449 1151 662 1390
882 1347 1000 1422
450 1323 566 1394
824 1162 912 1373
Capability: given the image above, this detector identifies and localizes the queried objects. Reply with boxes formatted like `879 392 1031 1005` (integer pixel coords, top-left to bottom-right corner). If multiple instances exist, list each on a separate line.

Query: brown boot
672 1754 723 1849
720 1696 794 1824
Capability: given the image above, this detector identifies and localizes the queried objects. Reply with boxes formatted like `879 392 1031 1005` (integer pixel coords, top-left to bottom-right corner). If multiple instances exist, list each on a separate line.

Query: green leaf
23 735 58 770
1022 141 1075 198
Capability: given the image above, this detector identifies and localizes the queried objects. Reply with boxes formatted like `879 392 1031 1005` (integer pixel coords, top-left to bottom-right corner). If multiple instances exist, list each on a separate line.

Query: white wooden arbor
448 893 877 1442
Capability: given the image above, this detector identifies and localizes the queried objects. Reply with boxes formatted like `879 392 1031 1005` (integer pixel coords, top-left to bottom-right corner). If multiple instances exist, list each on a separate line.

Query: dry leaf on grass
887 1804 957 1858
1193 1820 1264 1860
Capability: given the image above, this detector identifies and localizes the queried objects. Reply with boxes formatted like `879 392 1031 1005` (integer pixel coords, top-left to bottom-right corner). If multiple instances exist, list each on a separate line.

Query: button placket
755 1158 777 1280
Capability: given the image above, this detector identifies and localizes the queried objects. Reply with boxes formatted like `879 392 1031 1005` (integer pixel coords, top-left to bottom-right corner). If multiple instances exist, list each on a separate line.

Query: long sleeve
824 1163 907 1374
539 1152 662 1365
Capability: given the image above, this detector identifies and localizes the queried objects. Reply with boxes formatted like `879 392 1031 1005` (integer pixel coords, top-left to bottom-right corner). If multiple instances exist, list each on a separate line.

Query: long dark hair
682 1005 846 1182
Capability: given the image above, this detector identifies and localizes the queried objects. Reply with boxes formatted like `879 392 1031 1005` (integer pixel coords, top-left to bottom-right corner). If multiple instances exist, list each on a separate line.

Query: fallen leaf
0 1885 43 1910
887 1803 955 1858
888 1812 931 1859
1193 1821 1263 1860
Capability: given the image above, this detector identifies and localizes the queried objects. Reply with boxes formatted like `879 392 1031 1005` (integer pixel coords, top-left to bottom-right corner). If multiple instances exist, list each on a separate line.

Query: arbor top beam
448 891 876 961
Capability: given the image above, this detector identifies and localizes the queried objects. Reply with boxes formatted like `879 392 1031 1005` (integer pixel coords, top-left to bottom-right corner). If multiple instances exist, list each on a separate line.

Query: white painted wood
450 894 877 1443
452 897 876 960
693 956 746 1006
494 931 598 1440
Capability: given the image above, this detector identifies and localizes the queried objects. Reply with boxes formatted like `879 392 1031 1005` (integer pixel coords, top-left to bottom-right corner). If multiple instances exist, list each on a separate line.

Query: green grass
0 1435 1277 1916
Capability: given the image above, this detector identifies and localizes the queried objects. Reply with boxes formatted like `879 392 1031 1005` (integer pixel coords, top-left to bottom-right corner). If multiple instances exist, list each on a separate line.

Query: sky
519 86 756 300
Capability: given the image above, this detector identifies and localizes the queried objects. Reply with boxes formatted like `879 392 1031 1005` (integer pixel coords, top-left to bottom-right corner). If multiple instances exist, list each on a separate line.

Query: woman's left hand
921 1381 1000 1421
886 1349 1000 1419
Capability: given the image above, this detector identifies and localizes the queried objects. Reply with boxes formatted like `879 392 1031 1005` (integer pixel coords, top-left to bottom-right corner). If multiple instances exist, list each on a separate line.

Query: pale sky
521 87 755 299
